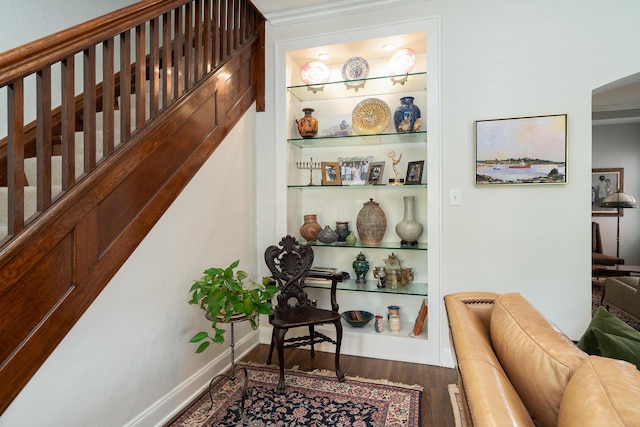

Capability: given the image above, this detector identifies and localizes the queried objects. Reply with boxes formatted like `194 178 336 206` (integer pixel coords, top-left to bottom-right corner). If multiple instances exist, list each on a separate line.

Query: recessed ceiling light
318 53 330 60
383 44 396 52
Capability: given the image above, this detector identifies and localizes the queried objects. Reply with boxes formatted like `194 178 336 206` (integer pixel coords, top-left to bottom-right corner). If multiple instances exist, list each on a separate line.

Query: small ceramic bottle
389 314 401 332
374 315 384 333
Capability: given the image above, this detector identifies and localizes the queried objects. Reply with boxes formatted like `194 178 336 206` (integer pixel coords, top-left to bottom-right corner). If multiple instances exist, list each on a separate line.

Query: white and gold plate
351 98 391 135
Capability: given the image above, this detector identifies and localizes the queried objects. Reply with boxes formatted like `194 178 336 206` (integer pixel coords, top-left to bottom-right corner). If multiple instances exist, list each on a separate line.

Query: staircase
0 0 265 415
0 79 158 235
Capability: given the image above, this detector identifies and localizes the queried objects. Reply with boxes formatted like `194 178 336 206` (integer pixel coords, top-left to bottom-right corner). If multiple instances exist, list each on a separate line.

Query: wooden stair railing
0 0 265 415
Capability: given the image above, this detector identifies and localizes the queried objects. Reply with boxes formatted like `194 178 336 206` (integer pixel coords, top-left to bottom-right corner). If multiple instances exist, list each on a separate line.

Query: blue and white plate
342 56 370 81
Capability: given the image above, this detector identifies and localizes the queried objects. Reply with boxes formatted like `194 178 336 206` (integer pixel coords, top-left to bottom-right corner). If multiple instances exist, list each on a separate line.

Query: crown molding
264 0 425 26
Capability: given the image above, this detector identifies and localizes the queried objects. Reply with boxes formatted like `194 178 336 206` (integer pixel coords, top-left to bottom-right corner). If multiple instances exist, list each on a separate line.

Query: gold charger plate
351 98 391 135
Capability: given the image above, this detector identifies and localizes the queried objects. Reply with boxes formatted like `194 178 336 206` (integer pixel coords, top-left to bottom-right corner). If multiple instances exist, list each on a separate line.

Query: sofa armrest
604 277 640 320
445 292 534 427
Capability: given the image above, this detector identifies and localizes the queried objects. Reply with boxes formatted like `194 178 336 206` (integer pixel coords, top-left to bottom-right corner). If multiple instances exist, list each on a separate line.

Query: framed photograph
405 160 424 185
475 114 567 185
366 161 385 185
338 156 374 185
321 162 341 186
592 168 624 216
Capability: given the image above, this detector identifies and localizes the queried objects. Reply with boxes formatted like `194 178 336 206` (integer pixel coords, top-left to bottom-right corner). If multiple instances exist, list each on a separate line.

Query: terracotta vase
296 108 318 138
300 214 322 243
356 198 387 246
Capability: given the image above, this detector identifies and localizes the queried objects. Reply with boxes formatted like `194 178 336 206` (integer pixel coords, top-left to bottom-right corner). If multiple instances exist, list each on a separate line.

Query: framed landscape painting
475 114 567 186
592 168 623 216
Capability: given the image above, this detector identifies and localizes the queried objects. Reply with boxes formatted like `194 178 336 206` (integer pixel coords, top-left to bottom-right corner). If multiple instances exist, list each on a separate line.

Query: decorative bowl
341 310 374 327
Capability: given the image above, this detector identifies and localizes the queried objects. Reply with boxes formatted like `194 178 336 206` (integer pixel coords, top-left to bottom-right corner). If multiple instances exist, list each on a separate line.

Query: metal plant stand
205 312 257 423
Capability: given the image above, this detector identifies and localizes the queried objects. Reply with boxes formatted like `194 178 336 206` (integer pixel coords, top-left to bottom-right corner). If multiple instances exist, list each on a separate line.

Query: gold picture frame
321 162 341 186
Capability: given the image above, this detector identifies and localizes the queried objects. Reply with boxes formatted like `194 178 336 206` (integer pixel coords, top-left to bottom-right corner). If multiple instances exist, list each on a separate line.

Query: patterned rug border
240 361 424 391
448 384 464 427
171 362 422 427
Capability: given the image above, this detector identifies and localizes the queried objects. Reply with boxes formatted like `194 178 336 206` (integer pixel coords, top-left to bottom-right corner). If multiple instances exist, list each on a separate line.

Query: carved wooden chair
264 235 345 393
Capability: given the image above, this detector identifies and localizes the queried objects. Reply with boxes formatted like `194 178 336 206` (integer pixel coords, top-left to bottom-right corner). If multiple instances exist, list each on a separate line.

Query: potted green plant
188 260 279 353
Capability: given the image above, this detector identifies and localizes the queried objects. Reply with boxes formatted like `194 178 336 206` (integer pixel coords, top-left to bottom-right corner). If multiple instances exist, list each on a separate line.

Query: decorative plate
387 48 416 75
300 61 330 85
342 56 370 81
351 98 391 135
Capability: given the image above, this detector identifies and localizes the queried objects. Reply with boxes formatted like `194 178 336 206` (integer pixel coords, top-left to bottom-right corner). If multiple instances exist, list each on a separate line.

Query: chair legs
309 325 315 356
274 327 288 394
267 323 345 393
334 319 345 382
266 329 275 365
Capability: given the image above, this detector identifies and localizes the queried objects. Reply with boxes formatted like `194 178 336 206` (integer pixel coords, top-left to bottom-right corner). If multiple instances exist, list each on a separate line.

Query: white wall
0 0 137 52
593 123 640 265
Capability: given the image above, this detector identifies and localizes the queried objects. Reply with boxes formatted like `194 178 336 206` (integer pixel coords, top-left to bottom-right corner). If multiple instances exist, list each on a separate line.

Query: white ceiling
592 72 640 125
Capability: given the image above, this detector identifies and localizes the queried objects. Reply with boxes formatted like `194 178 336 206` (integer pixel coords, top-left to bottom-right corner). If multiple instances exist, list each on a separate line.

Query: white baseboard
124 331 260 427
441 348 455 368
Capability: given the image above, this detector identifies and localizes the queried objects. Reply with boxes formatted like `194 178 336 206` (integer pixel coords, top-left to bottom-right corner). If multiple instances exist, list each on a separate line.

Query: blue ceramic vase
393 96 421 133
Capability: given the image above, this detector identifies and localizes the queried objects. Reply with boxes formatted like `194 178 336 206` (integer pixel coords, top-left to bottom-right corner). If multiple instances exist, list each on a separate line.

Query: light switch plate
449 188 461 205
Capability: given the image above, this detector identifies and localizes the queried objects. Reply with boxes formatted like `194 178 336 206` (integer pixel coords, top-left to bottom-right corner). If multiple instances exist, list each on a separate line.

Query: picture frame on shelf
475 114 567 186
321 162 342 186
592 168 624 216
367 161 386 185
405 160 424 185
338 156 373 185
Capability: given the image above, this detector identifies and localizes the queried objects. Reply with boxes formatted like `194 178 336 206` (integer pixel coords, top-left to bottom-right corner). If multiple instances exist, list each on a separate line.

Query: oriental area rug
169 363 422 427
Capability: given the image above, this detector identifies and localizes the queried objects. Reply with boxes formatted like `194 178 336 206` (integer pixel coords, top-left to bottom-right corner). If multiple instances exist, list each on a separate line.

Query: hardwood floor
240 344 458 427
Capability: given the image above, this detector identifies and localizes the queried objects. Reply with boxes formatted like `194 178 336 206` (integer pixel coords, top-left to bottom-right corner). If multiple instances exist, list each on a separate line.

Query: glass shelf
288 183 426 189
288 131 426 148
307 241 427 251
306 279 427 296
287 72 427 101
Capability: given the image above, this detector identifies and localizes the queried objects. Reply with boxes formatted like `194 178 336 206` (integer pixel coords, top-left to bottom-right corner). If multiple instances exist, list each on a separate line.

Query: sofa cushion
490 293 587 427
577 306 640 369
558 356 640 426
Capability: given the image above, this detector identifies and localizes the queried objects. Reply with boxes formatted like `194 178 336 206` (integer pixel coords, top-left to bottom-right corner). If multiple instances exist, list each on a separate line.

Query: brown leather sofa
445 292 640 427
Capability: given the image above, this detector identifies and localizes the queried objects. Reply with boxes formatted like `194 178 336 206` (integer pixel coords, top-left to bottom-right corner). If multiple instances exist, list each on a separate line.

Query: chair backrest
592 221 603 254
264 235 315 311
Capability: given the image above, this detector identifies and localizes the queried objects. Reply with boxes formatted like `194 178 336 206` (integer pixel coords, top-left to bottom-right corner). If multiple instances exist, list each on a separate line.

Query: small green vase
345 232 357 246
